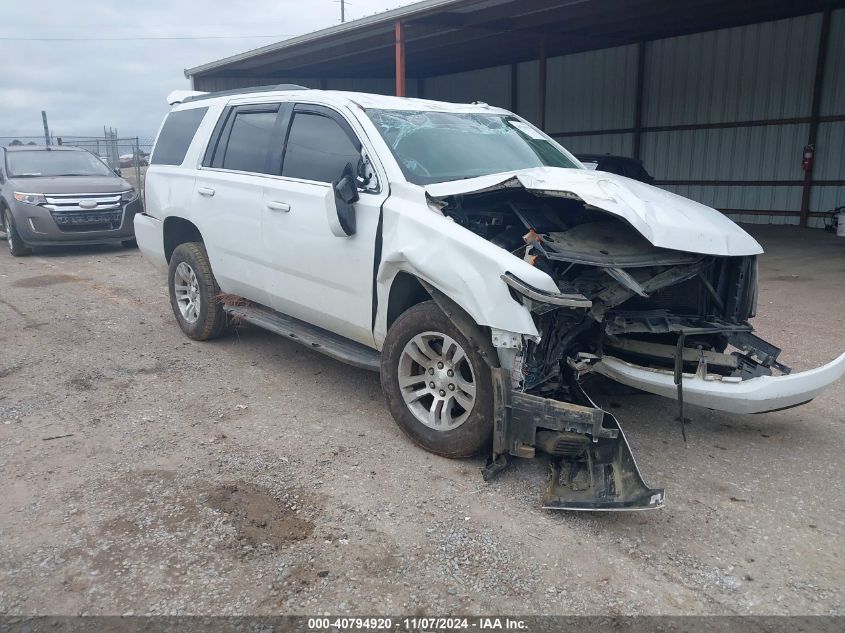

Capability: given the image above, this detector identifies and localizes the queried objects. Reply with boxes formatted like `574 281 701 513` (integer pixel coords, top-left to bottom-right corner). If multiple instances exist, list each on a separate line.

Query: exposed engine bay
430 187 797 510
434 188 783 390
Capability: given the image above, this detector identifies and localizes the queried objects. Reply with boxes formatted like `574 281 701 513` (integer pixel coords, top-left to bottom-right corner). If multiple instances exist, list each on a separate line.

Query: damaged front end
428 173 845 511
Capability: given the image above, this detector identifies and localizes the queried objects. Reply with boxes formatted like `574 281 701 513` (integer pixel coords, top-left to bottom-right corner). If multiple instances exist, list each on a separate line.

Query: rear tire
121 238 138 248
168 242 225 341
3 209 32 257
380 301 493 458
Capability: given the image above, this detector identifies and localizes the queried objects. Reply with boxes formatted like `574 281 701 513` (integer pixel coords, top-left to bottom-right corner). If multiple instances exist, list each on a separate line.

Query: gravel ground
0 225 843 616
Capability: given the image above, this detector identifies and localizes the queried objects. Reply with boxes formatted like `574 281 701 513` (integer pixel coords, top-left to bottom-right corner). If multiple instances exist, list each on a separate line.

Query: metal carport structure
186 0 845 228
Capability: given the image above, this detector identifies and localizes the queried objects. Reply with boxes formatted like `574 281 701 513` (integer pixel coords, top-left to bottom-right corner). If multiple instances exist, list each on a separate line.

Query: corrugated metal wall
545 45 638 134
419 9 844 227
643 17 819 125
543 45 638 156
812 8 845 223
422 65 511 106
515 60 540 125
641 13 821 226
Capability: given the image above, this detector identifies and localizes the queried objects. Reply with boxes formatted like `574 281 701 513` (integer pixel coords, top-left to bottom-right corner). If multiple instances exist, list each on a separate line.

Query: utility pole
341 0 345 23
41 110 51 146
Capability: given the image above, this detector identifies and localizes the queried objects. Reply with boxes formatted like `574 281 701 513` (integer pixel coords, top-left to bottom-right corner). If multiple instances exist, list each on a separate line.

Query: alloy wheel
173 261 201 323
397 331 477 431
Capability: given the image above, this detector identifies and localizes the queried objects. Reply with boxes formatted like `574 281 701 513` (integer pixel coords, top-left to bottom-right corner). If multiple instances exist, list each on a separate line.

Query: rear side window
221 110 278 174
282 112 360 183
151 107 208 166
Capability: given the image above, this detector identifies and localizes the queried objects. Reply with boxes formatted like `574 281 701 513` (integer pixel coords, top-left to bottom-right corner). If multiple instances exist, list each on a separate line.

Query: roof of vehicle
172 87 511 115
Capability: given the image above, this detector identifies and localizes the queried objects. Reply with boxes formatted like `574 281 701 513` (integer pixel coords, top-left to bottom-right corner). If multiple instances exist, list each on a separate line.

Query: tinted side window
151 107 208 166
282 112 360 183
221 110 278 174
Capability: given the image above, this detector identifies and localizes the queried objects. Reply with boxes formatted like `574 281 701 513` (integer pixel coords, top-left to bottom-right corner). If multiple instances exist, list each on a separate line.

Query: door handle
197 187 215 197
266 201 291 212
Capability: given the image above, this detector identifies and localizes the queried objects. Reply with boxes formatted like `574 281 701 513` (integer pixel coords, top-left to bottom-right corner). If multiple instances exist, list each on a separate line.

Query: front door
260 104 386 347
195 102 283 305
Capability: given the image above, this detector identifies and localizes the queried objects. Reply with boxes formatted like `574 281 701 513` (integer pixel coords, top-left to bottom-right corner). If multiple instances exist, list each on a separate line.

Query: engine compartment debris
433 185 797 510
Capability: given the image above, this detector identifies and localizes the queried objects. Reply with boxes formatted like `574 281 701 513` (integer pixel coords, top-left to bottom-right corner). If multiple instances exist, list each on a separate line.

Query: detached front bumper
594 352 845 414
488 369 665 511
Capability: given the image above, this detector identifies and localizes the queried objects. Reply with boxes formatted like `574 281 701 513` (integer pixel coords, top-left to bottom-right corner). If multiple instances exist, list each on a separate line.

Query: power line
0 34 296 41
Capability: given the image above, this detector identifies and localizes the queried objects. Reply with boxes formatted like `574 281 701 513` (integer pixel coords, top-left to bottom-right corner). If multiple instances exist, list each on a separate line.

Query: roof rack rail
182 83 308 103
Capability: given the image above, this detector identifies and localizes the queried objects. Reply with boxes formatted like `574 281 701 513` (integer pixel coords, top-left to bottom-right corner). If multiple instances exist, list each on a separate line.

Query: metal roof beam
189 0 843 80
411 12 466 27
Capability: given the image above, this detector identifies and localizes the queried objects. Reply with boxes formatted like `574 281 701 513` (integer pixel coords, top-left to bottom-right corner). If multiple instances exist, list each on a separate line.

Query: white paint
426 168 763 257
594 354 845 414
136 88 843 414
507 120 545 140
166 90 207 105
490 328 522 349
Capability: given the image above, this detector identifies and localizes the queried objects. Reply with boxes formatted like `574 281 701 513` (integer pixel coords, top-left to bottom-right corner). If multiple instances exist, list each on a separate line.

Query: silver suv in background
0 145 141 256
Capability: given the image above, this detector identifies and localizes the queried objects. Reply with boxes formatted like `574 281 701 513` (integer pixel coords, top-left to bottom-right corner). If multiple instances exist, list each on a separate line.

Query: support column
632 41 646 160
395 21 406 97
800 7 832 228
538 35 547 130
510 63 519 113
41 110 51 146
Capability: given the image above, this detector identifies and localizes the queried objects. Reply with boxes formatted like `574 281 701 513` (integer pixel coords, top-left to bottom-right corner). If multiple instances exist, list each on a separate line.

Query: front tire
380 301 493 458
168 242 225 340
3 210 32 257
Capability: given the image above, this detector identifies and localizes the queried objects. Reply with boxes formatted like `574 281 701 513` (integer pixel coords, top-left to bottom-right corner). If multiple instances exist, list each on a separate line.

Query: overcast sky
1 0 414 141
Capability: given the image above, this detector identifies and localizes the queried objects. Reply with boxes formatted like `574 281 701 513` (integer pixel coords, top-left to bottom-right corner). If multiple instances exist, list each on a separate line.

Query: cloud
0 0 414 141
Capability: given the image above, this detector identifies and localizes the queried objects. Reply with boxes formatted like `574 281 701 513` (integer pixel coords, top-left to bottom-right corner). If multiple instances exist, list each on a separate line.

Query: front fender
373 185 555 348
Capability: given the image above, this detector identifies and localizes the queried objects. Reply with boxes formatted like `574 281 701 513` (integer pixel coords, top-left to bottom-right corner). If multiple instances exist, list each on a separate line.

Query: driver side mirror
113 167 122 177
330 162 359 237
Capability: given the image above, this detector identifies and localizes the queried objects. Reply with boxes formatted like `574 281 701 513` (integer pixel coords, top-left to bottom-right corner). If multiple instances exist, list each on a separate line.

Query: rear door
260 103 387 346
194 102 284 304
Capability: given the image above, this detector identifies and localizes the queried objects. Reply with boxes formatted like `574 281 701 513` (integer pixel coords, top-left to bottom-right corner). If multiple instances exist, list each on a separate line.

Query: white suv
136 86 845 511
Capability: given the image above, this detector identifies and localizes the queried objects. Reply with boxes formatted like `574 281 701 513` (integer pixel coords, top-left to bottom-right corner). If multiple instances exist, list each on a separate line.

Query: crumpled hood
425 167 763 257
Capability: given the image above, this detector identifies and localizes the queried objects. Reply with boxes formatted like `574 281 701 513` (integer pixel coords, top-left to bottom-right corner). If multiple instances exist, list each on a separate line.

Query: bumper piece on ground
541 408 665 511
488 369 664 511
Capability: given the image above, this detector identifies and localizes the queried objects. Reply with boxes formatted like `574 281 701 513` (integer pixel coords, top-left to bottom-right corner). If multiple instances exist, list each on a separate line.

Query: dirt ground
0 225 843 616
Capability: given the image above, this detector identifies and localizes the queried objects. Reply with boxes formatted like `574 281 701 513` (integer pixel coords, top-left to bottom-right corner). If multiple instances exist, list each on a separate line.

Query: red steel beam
395 21 406 97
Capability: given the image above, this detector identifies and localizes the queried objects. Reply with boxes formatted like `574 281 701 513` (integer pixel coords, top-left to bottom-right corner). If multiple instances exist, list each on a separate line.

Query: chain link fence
1 133 155 208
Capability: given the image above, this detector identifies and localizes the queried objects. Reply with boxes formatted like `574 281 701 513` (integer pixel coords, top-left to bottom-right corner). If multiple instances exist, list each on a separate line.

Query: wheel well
387 272 432 330
163 217 203 262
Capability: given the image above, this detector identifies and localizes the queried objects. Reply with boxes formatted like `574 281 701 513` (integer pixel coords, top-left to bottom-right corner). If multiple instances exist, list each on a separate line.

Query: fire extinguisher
802 144 815 172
